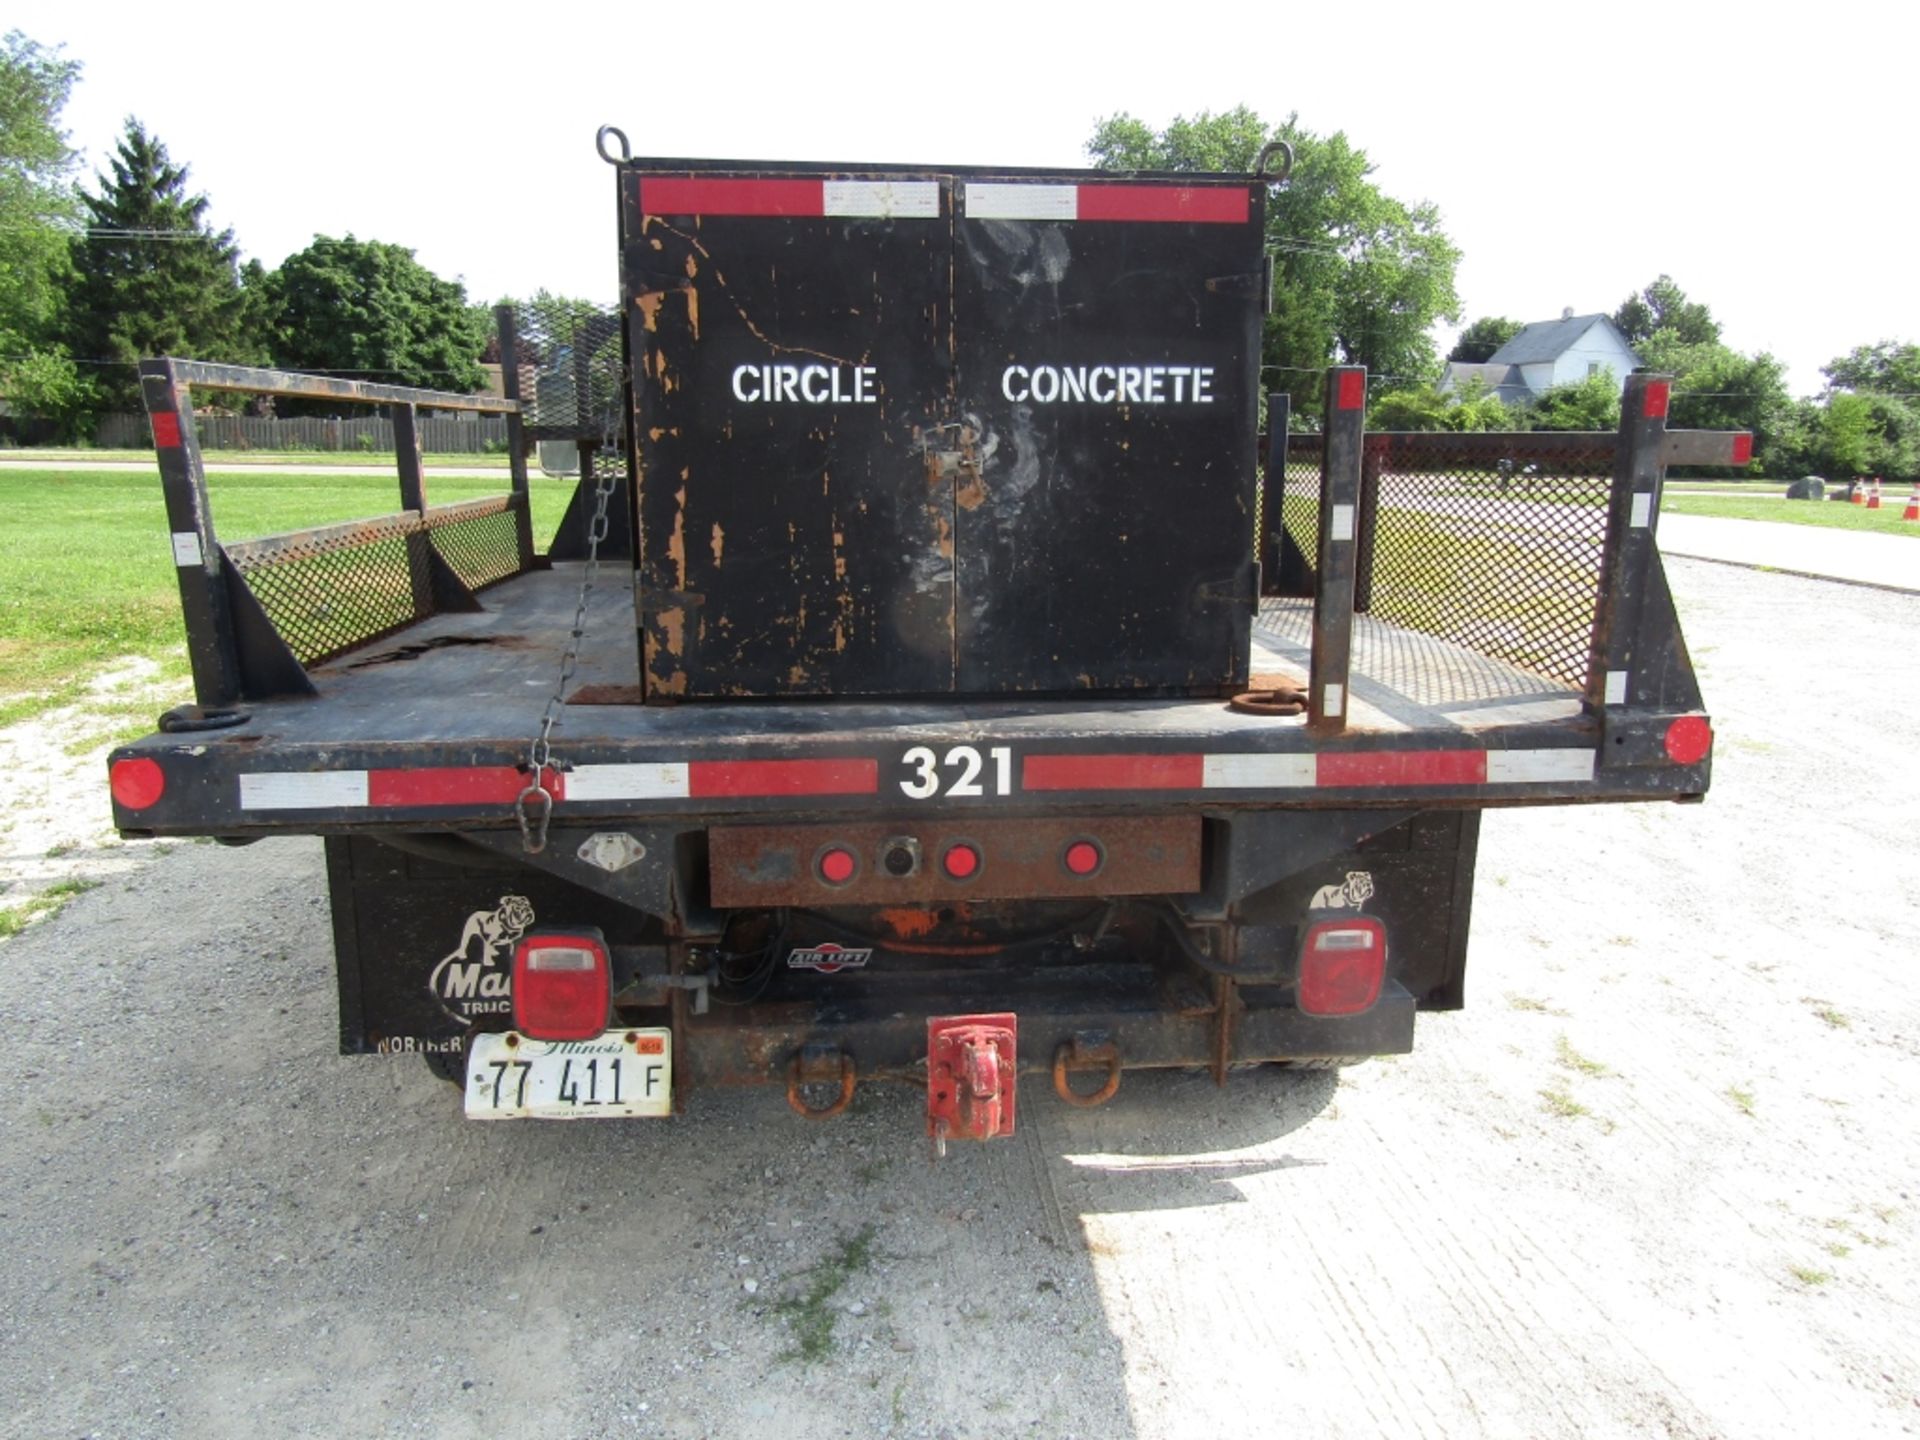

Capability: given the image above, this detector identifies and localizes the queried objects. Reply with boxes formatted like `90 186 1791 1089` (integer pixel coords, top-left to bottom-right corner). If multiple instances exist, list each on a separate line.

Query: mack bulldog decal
429 894 535 1024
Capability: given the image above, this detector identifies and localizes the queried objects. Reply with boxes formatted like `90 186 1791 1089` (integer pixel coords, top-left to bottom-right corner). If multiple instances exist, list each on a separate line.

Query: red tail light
1063 840 1103 877
110 757 166 810
941 843 981 880
817 845 858 886
512 930 612 1041
1298 917 1387 1017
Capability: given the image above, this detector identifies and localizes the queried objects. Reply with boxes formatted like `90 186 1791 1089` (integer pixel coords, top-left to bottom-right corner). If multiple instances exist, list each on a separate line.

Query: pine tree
66 118 261 410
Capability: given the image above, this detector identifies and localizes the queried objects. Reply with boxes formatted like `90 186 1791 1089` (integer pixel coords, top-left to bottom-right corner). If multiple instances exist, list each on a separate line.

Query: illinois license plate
463 1029 671 1120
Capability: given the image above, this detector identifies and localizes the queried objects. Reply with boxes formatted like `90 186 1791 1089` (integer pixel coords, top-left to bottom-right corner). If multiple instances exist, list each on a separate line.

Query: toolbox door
951 178 1265 693
626 173 955 698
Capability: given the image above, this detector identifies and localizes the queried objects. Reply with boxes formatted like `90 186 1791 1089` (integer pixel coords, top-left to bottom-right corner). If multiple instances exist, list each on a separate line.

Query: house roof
1442 361 1521 389
1438 361 1531 402
1488 313 1633 366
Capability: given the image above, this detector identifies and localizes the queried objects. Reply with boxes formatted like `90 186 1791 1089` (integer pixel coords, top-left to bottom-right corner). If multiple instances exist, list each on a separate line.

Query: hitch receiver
927 1013 1017 1155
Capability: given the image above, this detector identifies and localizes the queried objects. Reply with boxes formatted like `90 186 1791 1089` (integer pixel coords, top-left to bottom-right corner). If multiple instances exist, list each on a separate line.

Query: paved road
1658 512 1916 592
3 558 1918 1438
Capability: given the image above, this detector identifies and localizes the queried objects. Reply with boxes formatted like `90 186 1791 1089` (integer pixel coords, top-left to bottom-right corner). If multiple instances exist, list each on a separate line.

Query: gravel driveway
2 557 1915 1439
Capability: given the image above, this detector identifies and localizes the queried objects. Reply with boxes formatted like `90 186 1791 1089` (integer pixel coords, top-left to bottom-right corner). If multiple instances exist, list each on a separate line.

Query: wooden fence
93 411 513 454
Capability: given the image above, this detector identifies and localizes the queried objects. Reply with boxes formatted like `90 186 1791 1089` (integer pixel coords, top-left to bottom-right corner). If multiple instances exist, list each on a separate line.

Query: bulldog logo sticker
1309 871 1375 913
429 894 535 1023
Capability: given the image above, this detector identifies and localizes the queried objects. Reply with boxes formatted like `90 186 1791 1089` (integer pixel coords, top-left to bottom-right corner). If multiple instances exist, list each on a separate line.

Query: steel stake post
1309 367 1367 731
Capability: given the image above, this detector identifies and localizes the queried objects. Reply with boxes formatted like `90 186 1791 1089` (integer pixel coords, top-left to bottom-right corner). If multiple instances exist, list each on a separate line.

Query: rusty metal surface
624 173 954 700
621 160 1264 701
1051 1034 1122 1108
926 1014 1017 1146
672 980 1419 1091
708 816 1202 907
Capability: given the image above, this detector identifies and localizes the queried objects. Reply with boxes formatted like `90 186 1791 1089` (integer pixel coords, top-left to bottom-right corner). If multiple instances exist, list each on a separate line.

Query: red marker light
941 843 981 880
1063 840 1103 877
818 846 858 886
1664 716 1712 765
110 757 166 810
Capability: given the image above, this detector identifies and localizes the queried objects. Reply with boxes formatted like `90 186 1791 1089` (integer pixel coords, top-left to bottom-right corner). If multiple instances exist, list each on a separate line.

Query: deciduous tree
1447 316 1523 364
266 235 487 403
0 30 93 436
1087 107 1462 420
1614 275 1719 349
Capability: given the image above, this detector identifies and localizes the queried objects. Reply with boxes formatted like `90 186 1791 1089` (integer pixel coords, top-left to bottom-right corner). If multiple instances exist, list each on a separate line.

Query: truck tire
423 1047 467 1087
1276 1058 1371 1071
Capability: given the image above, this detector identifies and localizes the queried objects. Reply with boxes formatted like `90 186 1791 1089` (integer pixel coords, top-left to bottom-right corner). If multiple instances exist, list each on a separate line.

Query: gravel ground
1 557 1916 1439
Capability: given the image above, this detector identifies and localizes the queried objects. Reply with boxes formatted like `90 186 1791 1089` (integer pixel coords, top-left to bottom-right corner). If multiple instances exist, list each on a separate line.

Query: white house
1440 310 1640 405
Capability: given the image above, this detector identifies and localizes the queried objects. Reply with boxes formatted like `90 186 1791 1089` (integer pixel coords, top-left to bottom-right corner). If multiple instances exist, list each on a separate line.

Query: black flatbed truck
106 139 1744 1140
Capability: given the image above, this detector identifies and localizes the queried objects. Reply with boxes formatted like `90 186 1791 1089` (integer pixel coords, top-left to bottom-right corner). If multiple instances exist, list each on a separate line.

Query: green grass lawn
1661 491 1919 537
0 447 511 468
0 468 578 725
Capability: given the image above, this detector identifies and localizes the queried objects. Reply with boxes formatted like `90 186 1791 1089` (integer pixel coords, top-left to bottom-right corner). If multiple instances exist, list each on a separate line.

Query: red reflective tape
151 412 182 448
1643 381 1671 418
1022 753 1205 791
1336 371 1366 410
1074 184 1249 224
1316 750 1487 787
640 177 823 217
687 758 878 797
368 767 558 806
1731 433 1753 464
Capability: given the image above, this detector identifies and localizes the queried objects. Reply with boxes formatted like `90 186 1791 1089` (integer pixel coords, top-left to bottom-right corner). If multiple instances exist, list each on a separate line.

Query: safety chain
516 452 619 853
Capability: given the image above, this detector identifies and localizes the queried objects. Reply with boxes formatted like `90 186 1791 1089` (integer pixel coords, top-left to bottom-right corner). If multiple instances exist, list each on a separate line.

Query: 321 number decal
899 745 1014 800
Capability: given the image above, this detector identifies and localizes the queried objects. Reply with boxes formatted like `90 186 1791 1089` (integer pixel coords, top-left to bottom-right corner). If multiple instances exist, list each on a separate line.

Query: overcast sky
17 1 1913 397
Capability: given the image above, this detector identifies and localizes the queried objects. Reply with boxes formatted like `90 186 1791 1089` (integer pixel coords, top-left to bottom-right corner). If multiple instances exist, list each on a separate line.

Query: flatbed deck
114 563 1703 840
215 567 1583 747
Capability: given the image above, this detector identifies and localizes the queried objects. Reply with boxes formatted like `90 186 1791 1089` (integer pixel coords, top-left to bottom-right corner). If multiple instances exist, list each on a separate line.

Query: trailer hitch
927 1014 1017 1157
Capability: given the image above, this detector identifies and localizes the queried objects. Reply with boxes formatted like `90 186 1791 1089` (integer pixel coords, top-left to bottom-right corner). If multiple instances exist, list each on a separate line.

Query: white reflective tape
239 770 369 810
1630 493 1653 528
565 763 690 801
1201 753 1317 789
1486 750 1596 784
1322 683 1345 718
822 180 940 218
1329 504 1355 543
171 532 203 567
1604 670 1628 706
963 183 1077 221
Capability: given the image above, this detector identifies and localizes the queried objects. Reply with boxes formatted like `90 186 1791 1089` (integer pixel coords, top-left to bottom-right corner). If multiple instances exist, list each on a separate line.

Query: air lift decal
788 942 873 975
429 894 535 1024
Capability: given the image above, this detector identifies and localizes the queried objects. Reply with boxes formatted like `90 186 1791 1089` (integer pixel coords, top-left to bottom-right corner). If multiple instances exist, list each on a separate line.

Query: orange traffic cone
1868 477 1884 510
1903 486 1919 522
1850 479 1867 505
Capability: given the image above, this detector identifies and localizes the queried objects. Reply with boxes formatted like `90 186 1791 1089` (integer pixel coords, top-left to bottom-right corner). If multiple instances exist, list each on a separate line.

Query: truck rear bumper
676 975 1415 1094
